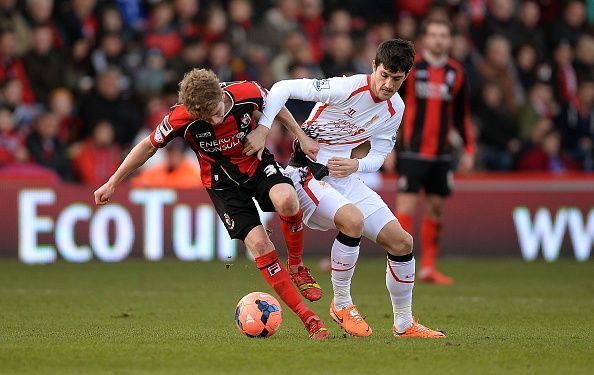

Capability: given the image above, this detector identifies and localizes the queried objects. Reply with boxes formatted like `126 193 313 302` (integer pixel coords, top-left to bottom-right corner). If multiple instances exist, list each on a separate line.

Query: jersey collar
223 90 234 118
366 75 383 103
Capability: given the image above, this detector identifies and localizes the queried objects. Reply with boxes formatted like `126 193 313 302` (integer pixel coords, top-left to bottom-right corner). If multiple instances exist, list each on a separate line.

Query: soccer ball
234 292 282 337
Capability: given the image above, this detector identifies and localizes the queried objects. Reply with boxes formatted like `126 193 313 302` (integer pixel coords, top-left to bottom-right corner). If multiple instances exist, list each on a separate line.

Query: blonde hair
178 68 222 119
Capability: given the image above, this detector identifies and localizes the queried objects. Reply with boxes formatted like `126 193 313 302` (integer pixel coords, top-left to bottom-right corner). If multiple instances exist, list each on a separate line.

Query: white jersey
260 74 405 171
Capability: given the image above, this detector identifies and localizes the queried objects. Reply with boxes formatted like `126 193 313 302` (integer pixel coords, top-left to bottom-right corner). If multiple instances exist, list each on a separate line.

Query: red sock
255 250 315 325
398 213 413 235
279 209 304 267
421 217 441 270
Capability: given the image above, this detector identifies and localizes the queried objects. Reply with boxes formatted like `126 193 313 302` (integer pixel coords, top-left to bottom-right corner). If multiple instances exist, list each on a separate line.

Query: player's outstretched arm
94 137 157 205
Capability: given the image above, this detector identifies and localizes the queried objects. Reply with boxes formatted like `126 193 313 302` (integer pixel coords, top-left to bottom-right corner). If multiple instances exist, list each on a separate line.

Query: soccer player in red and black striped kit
94 69 328 338
396 18 475 285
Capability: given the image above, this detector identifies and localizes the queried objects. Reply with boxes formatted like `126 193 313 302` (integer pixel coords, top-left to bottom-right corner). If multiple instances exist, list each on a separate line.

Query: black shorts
207 157 293 240
396 155 453 196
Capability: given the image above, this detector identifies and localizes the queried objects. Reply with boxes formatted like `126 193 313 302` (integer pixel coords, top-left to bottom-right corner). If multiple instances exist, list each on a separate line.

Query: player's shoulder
222 80 266 103
167 103 196 127
446 57 465 74
389 92 405 111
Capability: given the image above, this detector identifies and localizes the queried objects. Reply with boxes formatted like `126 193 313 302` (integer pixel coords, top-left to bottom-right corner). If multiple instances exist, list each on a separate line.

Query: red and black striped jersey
149 81 268 189
400 55 475 159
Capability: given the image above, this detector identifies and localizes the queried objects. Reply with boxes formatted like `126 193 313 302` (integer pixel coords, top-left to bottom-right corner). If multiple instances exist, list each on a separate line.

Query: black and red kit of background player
397 54 475 195
149 80 292 240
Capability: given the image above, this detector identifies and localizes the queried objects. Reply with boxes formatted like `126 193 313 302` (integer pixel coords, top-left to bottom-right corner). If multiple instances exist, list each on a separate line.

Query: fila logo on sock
405 273 415 279
267 262 281 276
291 224 303 232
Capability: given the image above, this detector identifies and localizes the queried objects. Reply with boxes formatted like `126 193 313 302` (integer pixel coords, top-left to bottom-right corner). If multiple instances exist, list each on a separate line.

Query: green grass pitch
1 258 593 374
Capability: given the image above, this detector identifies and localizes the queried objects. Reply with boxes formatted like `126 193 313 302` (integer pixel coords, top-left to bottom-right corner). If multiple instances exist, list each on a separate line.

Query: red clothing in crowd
0 57 35 103
517 147 579 172
72 140 121 185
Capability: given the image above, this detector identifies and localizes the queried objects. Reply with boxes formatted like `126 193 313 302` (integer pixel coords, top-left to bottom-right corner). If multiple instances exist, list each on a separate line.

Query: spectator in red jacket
72 119 121 185
49 87 84 145
144 1 183 59
518 129 580 172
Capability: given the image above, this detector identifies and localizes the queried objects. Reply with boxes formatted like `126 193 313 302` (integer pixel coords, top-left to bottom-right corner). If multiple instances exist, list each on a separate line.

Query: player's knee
386 230 413 256
335 206 364 237
273 190 299 216
247 237 275 256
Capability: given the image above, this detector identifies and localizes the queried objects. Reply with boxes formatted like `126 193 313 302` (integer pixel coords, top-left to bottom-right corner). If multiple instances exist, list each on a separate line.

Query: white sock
386 254 415 333
331 233 360 309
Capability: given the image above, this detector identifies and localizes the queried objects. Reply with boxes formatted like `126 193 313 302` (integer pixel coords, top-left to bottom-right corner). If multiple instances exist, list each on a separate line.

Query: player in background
244 39 445 338
94 69 328 339
396 18 475 285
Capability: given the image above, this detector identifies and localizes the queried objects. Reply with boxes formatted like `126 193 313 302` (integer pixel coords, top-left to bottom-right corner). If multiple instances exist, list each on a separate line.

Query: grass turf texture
1 259 593 374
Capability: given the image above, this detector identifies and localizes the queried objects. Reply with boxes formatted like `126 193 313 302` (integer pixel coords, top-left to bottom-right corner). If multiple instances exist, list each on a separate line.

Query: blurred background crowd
0 0 593 187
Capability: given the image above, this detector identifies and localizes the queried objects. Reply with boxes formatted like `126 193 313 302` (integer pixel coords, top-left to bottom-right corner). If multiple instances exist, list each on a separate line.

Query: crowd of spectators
0 0 592 186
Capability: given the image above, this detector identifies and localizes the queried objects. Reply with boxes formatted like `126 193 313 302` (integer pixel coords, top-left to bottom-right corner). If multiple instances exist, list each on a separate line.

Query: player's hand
327 157 358 178
244 125 269 160
94 181 115 205
299 135 320 162
458 152 474 174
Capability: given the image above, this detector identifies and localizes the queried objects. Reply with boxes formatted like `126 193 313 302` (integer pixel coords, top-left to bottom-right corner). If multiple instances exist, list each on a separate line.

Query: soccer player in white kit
244 39 445 338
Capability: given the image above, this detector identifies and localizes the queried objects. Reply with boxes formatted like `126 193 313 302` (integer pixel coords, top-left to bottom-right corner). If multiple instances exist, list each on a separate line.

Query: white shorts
286 166 396 242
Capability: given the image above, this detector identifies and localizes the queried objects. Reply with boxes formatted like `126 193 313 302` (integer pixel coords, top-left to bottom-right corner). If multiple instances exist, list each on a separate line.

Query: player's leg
269 183 304 270
244 225 328 339
257 163 322 302
207 186 328 339
395 156 425 236
328 203 372 337
372 215 445 338
419 160 454 285
395 193 418 234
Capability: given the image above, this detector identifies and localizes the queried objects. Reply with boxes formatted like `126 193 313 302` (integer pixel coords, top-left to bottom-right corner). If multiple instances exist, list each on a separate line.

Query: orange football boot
330 299 372 337
393 318 446 338
418 268 454 285
288 264 322 301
